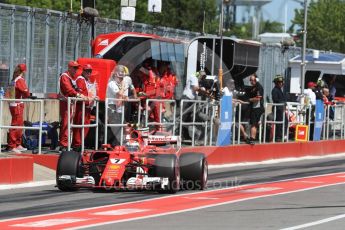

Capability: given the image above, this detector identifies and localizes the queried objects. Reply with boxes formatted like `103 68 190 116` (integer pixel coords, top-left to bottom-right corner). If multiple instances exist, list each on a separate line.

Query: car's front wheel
56 151 81 191
153 154 180 194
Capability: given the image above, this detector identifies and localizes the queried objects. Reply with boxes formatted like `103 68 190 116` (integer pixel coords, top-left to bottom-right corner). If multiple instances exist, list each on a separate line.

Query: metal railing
232 102 250 145
1 97 345 152
145 98 177 133
179 99 210 146
208 103 218 146
325 104 345 140
0 98 44 154
263 103 287 143
104 98 141 146
67 97 99 152
285 102 310 142
0 3 202 93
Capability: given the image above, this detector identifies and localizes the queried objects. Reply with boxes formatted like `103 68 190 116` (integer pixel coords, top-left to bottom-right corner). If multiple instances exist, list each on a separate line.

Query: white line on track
12 218 87 227
0 180 56 190
67 181 345 230
294 180 323 184
280 213 345 230
209 152 345 169
2 172 345 224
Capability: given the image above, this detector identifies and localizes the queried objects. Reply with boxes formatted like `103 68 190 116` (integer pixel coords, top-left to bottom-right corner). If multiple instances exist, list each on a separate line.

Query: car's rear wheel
153 154 180 194
180 153 208 190
56 151 81 191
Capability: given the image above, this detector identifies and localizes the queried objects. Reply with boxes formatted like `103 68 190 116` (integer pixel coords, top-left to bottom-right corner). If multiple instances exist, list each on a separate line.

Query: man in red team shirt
161 66 178 120
58 61 84 151
8 63 30 153
72 64 97 151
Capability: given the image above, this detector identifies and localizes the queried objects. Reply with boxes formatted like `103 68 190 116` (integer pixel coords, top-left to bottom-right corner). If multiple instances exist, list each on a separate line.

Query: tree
226 20 284 40
134 0 218 33
5 0 80 12
291 0 345 53
4 0 218 34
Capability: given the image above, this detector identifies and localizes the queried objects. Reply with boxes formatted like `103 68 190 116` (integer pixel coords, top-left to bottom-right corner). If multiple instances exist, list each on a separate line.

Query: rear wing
146 135 180 145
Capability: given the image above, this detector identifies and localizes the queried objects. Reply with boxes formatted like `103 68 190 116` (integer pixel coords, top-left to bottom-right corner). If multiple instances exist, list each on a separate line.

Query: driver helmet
126 141 140 152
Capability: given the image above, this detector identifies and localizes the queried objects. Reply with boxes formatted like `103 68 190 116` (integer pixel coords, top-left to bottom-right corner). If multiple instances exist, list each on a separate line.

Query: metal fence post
67 97 71 151
104 98 109 145
9 7 15 76
43 11 50 93
38 100 44 154
0 99 3 153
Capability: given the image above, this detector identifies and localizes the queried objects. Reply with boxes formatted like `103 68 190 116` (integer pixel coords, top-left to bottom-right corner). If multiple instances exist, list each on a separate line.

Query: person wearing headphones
8 63 30 153
247 73 264 145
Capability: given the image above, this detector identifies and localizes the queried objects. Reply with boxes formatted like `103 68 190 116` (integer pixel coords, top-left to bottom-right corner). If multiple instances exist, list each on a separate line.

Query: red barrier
181 140 345 165
0 157 33 184
4 139 345 185
16 154 59 170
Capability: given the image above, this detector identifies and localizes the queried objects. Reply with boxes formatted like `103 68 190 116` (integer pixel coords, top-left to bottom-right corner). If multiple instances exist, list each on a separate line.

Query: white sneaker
16 145 28 151
9 148 21 153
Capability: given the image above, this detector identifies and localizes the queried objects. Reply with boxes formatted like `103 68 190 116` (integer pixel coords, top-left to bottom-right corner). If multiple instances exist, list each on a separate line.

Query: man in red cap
305 81 317 106
72 64 98 151
7 63 30 153
58 60 84 151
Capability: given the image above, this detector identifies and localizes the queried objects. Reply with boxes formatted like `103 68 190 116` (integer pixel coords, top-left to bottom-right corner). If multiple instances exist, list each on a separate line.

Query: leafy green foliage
4 0 219 33
226 20 284 39
5 0 80 12
4 0 289 38
292 0 345 53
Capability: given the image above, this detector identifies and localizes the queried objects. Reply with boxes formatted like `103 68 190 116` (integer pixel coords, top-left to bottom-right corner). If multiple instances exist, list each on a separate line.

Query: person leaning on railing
71 64 98 152
304 82 317 140
181 70 207 140
322 87 335 121
58 61 86 151
106 65 127 146
271 75 288 142
7 63 30 153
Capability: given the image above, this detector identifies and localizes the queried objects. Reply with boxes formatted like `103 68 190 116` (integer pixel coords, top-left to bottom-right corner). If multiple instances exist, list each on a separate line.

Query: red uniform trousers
8 104 25 149
72 104 91 147
149 101 162 123
59 100 75 147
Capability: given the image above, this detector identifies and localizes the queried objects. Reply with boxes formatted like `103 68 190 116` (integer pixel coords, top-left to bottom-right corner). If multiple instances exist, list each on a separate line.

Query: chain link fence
0 3 306 98
0 3 202 94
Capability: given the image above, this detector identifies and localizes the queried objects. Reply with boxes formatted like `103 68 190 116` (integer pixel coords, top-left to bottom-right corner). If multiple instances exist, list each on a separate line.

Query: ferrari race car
56 127 208 193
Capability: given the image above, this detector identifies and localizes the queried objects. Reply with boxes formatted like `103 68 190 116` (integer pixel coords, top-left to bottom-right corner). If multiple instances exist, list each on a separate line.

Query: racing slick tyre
56 151 82 191
153 154 180 194
180 153 208 190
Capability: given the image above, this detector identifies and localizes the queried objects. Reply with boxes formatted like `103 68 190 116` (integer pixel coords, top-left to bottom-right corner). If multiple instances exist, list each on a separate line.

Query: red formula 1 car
56 127 208 193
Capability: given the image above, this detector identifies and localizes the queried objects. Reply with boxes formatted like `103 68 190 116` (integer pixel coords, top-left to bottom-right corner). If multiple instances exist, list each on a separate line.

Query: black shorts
235 103 250 122
250 107 264 125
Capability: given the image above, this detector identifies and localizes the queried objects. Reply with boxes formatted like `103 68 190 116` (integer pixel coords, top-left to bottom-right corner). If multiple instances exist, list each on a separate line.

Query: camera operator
198 72 220 101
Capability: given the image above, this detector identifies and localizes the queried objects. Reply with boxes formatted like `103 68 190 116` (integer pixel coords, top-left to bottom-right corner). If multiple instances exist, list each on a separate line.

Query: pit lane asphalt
0 155 345 229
